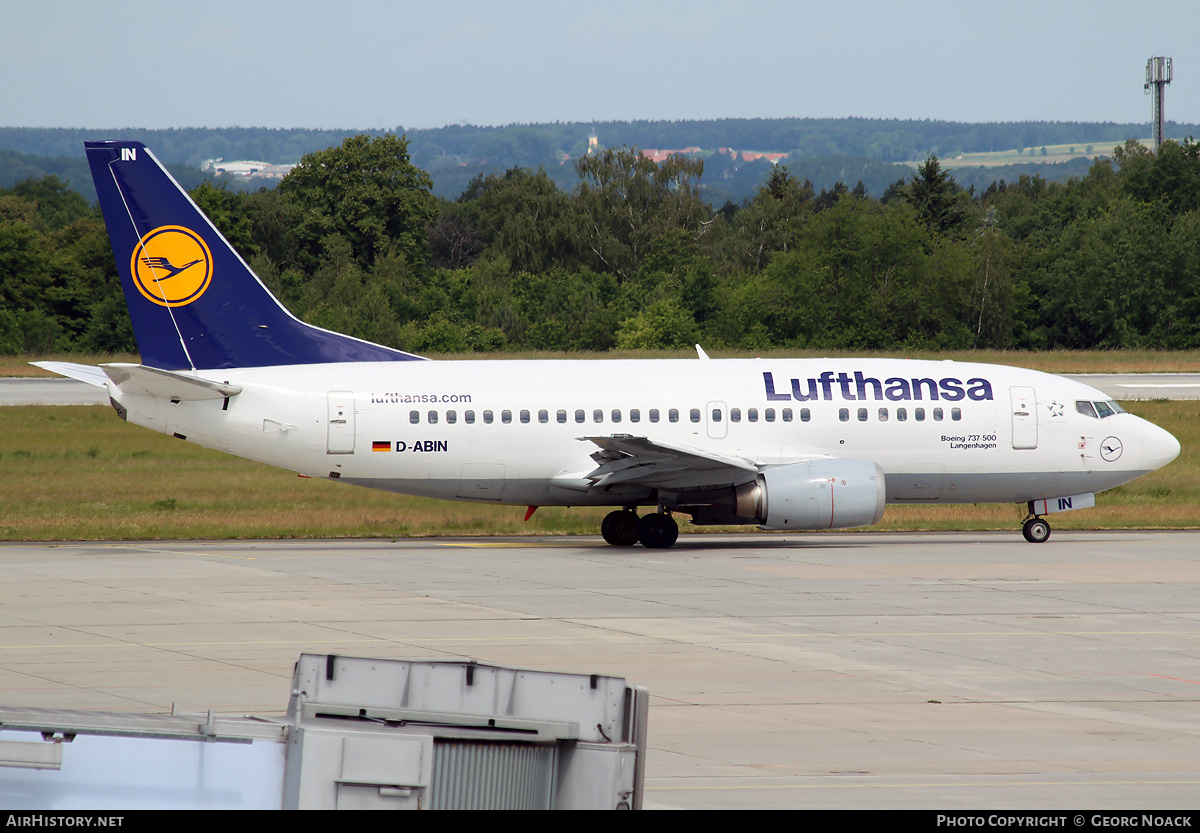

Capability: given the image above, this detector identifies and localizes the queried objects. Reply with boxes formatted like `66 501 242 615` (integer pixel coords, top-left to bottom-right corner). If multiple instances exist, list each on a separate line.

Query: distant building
716 148 788 164
202 158 296 180
639 147 704 163
738 151 788 164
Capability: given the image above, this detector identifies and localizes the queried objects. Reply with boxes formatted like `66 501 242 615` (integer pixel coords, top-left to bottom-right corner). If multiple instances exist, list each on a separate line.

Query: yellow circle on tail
130 226 213 307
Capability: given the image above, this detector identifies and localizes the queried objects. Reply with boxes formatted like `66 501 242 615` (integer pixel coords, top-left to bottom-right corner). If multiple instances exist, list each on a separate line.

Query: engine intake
740 459 886 530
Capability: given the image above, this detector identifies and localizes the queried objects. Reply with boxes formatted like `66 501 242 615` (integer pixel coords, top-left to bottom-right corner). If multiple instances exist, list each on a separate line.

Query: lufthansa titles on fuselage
763 371 994 403
370 392 472 405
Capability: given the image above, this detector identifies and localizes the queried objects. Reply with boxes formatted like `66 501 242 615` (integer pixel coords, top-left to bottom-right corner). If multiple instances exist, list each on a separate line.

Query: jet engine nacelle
735 459 886 530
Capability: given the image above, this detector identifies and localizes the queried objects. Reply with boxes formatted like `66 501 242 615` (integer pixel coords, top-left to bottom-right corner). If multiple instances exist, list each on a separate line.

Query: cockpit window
1077 399 1124 419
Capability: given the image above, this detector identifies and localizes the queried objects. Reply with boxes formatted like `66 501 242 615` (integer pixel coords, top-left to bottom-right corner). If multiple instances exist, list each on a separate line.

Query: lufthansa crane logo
1100 436 1124 462
130 226 213 307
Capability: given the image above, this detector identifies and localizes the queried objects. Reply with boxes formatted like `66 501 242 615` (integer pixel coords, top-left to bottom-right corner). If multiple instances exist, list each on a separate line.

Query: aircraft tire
601 510 640 546
1022 517 1051 544
637 513 679 549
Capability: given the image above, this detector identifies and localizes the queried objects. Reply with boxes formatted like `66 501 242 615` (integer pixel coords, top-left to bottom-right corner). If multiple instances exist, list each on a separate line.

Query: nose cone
1141 420 1181 472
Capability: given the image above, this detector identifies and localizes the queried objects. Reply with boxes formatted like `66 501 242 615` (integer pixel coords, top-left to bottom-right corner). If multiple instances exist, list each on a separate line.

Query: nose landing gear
1022 515 1051 544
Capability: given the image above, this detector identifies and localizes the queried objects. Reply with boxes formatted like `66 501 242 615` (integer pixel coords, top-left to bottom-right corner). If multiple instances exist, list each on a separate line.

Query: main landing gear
1021 515 1051 544
601 509 679 549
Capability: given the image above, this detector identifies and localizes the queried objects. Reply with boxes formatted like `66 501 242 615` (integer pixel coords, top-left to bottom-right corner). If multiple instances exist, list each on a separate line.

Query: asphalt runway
1066 373 1200 400
2 531 1198 809
0 377 109 406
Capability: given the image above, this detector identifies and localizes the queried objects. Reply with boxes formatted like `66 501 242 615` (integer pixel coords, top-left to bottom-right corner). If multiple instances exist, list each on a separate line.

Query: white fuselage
109 357 1179 511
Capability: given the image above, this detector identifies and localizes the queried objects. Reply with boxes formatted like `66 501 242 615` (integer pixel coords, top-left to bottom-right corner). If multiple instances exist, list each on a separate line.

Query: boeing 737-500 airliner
36 141 1181 548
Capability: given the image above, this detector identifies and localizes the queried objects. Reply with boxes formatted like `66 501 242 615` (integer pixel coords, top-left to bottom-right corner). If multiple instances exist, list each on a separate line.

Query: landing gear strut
1022 516 1051 544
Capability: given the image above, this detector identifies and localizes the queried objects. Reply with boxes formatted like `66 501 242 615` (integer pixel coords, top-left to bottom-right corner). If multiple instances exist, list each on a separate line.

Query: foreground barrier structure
0 654 648 809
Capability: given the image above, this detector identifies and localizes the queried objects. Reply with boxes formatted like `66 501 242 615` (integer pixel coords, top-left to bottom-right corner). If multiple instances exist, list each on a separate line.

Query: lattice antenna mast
1145 57 1173 150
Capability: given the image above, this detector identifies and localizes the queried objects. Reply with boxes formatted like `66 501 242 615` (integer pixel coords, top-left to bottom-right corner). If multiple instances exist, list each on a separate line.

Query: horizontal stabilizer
30 361 110 388
100 363 242 401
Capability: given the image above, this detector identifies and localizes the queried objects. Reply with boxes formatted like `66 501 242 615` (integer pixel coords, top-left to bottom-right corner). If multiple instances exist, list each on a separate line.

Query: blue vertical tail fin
85 141 424 370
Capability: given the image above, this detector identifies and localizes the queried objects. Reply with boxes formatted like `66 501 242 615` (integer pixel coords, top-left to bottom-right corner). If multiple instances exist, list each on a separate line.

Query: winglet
696 344 710 360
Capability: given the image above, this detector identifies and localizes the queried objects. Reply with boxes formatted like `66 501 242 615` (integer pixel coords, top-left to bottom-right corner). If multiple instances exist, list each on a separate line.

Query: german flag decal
372 441 391 452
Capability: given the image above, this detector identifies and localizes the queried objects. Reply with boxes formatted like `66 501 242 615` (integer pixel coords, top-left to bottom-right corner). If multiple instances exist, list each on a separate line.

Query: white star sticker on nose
1047 400 1064 418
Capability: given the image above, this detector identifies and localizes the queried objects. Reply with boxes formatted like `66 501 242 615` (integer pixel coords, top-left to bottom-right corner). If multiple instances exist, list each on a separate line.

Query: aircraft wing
580 435 762 489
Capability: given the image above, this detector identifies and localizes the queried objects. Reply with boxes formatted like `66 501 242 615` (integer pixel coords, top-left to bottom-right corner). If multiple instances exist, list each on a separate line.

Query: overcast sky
4 0 1198 130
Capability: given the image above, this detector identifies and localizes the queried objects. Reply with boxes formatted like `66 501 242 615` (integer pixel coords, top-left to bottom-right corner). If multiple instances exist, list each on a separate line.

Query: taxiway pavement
2 531 1198 809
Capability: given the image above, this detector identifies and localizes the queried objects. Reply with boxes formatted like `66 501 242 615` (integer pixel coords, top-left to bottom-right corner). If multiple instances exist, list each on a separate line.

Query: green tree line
5 134 1200 357
5 119 1193 168
5 119 1194 204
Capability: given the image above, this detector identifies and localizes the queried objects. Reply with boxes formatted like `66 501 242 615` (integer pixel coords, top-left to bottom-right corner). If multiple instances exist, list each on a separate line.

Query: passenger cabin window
501 410 512 424
446 410 457 424
557 409 567 424
878 408 888 422
409 410 419 424
730 408 741 423
782 408 793 422
951 407 961 421
575 409 585 423
483 410 494 424
612 409 622 423
538 409 548 423
857 408 868 422
427 410 438 424
800 408 811 422
747 408 758 422
690 408 701 423
649 409 660 423
914 408 925 422
933 408 943 421
839 408 849 422
765 408 775 422
593 409 604 423
711 408 722 423
630 409 640 423
520 410 530 424
669 409 679 423
465 410 476 424
896 408 907 422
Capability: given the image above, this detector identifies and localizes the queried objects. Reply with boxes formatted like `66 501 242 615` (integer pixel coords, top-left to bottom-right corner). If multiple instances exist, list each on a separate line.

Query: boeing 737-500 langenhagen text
36 142 1181 548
